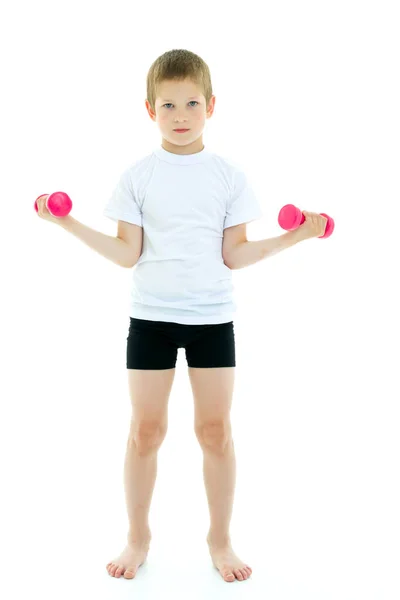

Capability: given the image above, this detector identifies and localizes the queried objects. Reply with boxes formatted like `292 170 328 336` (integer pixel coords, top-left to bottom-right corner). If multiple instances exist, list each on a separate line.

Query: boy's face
145 78 215 155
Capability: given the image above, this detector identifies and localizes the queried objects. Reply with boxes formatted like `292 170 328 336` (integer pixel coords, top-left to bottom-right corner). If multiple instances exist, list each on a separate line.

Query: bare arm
57 216 134 268
225 210 329 270
227 230 305 270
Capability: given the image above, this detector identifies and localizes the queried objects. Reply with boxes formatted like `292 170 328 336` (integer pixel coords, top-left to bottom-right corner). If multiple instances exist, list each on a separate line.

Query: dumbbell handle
278 204 334 239
34 192 73 217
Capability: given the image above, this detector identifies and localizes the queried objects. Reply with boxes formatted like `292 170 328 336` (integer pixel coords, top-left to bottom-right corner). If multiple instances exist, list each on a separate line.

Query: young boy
36 49 327 583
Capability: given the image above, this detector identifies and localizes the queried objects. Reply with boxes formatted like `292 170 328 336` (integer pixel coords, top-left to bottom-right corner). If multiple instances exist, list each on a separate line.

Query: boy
36 49 327 582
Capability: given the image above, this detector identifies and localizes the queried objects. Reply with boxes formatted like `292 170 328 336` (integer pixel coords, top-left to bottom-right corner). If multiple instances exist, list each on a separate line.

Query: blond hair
146 49 213 113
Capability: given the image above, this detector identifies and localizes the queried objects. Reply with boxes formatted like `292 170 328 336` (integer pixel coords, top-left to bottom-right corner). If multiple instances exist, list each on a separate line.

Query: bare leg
107 427 164 579
188 366 253 583
202 436 253 582
124 431 161 542
107 367 175 579
204 437 236 545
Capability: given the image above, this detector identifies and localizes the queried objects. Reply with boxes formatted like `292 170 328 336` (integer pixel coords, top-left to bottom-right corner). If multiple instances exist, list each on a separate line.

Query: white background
1 1 399 598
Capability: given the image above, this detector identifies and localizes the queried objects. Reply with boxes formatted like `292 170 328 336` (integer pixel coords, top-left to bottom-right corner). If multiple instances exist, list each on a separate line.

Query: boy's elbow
125 253 141 268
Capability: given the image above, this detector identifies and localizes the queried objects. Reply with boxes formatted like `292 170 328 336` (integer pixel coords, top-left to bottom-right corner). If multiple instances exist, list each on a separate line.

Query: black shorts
126 317 236 370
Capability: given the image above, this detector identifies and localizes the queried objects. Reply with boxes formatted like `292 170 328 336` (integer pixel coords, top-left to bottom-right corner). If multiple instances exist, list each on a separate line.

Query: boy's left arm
223 211 328 270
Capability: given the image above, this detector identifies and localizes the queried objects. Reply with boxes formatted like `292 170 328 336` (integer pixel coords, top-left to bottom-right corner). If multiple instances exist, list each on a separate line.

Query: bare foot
207 535 252 582
106 536 151 579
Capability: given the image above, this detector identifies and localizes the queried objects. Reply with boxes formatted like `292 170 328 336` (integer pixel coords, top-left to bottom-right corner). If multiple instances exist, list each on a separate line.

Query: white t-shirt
103 145 263 325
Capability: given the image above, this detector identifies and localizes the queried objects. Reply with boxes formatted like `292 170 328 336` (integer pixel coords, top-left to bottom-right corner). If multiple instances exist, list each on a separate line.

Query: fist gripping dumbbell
278 203 334 239
34 191 73 217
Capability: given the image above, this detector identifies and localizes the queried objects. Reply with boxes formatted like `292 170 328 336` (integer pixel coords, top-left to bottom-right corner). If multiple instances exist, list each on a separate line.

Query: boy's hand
297 210 328 240
35 194 65 225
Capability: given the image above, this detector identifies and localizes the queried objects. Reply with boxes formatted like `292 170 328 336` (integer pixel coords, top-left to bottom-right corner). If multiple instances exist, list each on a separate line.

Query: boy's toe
124 568 137 579
234 569 244 580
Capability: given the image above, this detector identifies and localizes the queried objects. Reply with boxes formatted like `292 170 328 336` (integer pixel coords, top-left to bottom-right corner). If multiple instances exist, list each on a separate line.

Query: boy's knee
130 420 167 455
196 420 232 453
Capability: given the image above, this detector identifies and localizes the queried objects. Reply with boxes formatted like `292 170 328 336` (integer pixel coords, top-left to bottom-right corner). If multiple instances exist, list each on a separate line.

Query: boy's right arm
58 216 137 268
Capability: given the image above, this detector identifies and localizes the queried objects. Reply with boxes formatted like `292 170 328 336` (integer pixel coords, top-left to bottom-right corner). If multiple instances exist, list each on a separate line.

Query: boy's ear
207 96 216 118
145 99 156 121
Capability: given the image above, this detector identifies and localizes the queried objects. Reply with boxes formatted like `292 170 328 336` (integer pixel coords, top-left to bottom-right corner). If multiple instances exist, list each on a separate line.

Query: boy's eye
162 101 199 108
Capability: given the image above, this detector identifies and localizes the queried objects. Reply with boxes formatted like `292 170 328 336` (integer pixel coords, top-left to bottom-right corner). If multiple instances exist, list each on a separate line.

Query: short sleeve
103 168 143 227
223 169 263 230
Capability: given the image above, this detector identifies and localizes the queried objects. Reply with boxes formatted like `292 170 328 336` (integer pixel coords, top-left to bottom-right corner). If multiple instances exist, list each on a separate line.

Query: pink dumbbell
34 191 73 217
278 203 334 239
